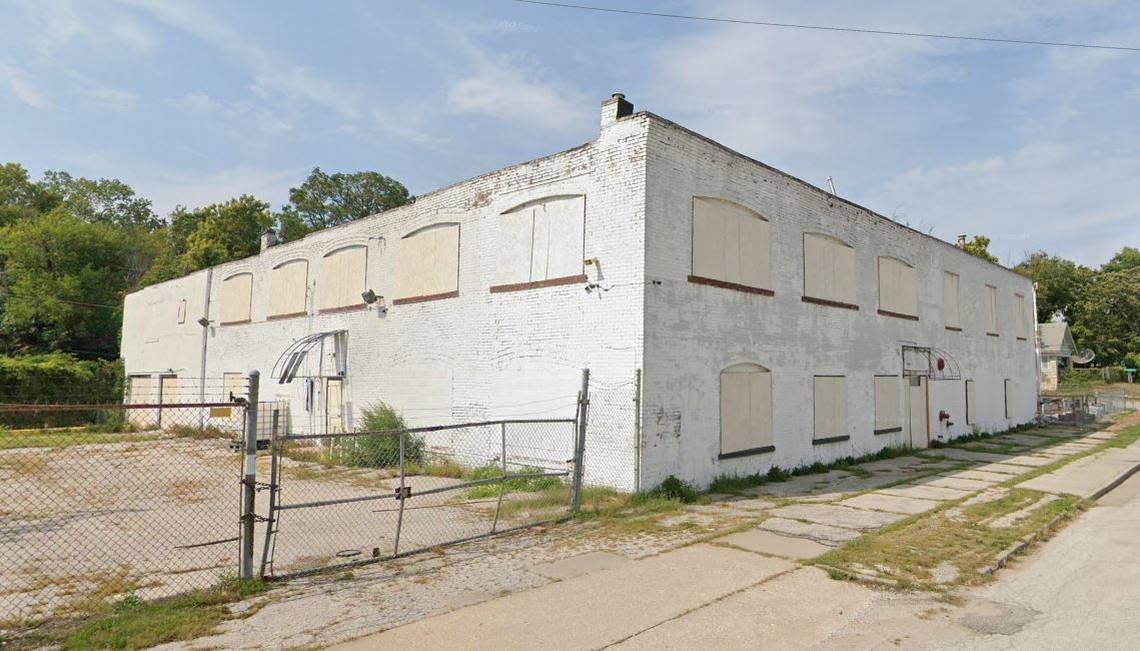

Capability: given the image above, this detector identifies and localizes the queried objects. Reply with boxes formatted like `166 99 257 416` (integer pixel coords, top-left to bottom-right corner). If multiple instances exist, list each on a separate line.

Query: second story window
986 284 999 335
803 232 857 309
495 195 585 290
877 257 918 320
219 272 252 325
269 259 309 318
394 223 460 304
942 271 961 330
690 197 771 294
319 246 367 312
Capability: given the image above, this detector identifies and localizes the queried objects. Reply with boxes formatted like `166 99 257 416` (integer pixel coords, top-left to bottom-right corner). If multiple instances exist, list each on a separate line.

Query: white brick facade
122 98 1038 491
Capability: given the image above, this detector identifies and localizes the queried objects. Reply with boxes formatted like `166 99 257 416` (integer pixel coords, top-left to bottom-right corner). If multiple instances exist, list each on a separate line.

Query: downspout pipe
198 268 213 425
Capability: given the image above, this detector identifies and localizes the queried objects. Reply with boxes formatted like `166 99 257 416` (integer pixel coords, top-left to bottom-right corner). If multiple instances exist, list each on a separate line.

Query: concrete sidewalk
331 420 1140 650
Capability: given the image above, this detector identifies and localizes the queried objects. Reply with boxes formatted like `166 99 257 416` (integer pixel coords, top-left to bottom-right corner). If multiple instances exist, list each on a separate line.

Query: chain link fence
0 378 248 628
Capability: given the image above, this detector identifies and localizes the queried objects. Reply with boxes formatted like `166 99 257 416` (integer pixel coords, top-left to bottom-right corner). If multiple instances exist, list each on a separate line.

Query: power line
510 0 1140 53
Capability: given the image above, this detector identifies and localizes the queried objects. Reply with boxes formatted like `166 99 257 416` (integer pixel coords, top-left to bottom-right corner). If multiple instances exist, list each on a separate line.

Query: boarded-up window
319 247 367 311
803 233 856 307
719 363 773 456
177 299 187 324
211 372 245 418
965 380 976 424
396 223 460 301
127 375 157 429
692 198 771 290
877 257 918 318
326 378 344 433
813 376 847 441
1015 293 1028 339
219 273 252 324
986 285 999 334
269 259 308 317
1004 379 1013 419
159 375 179 428
943 271 960 329
874 375 901 433
498 196 585 286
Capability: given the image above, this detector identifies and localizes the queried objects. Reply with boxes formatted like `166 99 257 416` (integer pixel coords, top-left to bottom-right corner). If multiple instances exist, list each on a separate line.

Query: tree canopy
278 167 411 241
1013 252 1094 323
961 235 998 264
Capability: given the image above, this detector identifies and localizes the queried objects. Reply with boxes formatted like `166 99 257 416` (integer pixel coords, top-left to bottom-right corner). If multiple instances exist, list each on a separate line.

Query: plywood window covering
219 273 253 324
177 299 187 324
395 223 460 303
877 257 918 319
269 259 309 318
1015 293 1028 340
874 375 901 434
211 372 245 418
986 284 999 335
942 271 961 330
495 196 585 291
690 197 772 294
803 233 857 309
813 376 848 443
965 380 976 424
326 378 344 433
1004 379 1013 419
719 363 773 458
319 246 367 312
127 375 158 428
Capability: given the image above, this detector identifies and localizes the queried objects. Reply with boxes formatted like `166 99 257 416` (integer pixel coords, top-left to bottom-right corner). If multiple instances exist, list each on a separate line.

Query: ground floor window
873 375 901 434
965 380 976 425
1004 379 1013 419
719 363 773 458
813 375 848 444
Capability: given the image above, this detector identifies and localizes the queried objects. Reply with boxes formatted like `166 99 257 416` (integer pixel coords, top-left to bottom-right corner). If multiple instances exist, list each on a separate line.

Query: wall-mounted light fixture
362 289 387 314
197 317 214 327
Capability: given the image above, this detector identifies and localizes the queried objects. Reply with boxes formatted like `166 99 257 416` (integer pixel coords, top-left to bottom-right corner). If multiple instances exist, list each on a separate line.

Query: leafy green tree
0 209 143 357
1069 269 1140 366
1102 246 1140 273
1014 251 1094 322
279 167 411 240
961 235 999 264
183 195 275 270
0 163 56 226
37 170 160 230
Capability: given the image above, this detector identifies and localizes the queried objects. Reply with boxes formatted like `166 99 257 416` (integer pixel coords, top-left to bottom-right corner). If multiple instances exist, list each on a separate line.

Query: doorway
325 378 344 433
907 375 929 448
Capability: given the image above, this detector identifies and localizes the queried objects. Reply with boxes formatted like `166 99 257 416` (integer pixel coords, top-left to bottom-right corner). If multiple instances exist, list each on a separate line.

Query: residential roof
1037 322 1075 356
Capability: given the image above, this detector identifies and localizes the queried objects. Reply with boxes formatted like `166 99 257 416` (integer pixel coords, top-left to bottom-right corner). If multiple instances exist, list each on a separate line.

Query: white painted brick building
122 94 1038 491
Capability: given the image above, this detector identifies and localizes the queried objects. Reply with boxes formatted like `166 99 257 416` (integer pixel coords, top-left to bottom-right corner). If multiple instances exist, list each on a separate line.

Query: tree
961 235 998 264
1014 251 1094 323
182 195 274 270
0 163 56 226
1102 246 1140 273
279 167 411 240
1069 269 1140 366
37 170 160 230
0 209 146 357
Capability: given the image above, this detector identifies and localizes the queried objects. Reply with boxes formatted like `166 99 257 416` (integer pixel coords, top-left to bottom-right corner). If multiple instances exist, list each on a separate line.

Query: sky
1 0 1138 267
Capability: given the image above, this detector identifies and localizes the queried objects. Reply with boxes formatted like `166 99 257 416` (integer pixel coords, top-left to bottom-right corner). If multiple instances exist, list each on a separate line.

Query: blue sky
2 0 1138 267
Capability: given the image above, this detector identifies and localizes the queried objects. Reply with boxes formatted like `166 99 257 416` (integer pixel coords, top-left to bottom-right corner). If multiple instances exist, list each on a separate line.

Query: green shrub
0 354 122 428
464 465 562 498
337 402 420 468
647 475 699 503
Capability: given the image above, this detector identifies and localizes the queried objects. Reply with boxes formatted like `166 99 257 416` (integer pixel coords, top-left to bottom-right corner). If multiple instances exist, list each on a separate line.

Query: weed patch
709 446 914 494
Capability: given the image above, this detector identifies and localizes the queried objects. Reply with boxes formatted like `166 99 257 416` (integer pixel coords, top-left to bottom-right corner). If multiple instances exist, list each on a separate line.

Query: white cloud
83 86 137 111
0 65 48 108
447 63 586 132
141 166 307 218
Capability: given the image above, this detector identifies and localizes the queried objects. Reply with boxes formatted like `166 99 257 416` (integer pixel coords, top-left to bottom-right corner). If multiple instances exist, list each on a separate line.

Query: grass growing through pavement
463 465 563 498
0 426 161 451
708 446 913 494
814 488 1082 590
8 575 266 651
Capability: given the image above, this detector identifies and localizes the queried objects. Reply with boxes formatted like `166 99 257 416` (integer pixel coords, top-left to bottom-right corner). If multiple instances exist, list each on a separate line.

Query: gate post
571 368 589 513
240 370 260 580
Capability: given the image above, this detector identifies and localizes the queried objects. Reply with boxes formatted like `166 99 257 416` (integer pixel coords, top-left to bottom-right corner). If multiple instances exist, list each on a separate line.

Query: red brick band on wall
687 275 774 296
267 311 308 321
318 304 367 315
877 308 919 321
392 291 460 306
801 296 859 311
490 274 587 294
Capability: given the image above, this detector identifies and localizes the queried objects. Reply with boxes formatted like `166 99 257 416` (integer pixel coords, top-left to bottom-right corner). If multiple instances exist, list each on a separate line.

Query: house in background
1037 322 1076 391
122 93 1039 491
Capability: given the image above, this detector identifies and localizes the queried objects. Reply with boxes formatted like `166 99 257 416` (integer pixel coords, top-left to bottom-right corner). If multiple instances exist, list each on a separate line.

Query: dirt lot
0 435 562 627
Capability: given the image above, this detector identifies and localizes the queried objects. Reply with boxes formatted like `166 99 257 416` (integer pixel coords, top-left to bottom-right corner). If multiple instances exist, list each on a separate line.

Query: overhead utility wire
511 0 1140 53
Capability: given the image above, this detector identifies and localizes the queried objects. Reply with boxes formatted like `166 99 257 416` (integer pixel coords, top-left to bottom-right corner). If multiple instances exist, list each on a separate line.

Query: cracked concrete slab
922 476 997 491
840 492 941 515
758 517 859 546
769 503 905 530
529 551 629 580
999 454 1057 467
972 462 1038 475
940 469 1012 483
715 529 831 559
878 483 971 501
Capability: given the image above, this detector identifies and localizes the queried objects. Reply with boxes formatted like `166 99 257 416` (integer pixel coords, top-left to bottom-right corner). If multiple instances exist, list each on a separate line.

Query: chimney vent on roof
956 234 967 248
261 228 280 252
600 92 634 128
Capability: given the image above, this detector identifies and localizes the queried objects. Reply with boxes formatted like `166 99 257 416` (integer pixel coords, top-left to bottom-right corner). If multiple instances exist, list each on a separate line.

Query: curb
1089 460 1140 501
978 511 1068 576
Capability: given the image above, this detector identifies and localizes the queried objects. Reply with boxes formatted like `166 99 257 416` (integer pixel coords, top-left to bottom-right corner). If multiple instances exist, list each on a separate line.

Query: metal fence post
393 430 406 558
571 368 589 513
491 422 507 533
258 407 280 579
239 370 259 580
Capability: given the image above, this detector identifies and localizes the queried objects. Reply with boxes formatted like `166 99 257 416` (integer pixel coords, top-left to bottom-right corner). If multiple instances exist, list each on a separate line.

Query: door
907 376 929 448
159 375 179 429
127 375 158 429
325 378 344 433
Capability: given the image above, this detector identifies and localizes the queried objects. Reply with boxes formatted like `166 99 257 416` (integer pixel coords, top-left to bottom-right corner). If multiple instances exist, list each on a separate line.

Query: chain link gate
255 372 590 581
